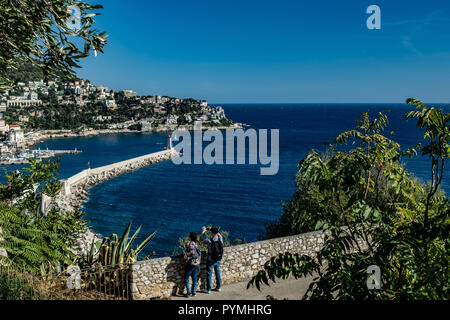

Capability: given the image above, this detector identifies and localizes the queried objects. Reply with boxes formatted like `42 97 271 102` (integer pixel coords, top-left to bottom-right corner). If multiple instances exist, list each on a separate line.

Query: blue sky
76 0 450 103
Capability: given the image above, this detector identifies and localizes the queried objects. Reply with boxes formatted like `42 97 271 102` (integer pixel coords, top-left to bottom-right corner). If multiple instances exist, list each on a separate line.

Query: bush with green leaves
92 222 157 267
75 222 157 299
0 268 44 300
0 0 107 91
0 203 86 271
0 159 86 272
250 99 449 300
0 158 63 211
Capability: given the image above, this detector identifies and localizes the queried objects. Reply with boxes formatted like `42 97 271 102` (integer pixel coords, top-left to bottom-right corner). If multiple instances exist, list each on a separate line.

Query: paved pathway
172 275 313 300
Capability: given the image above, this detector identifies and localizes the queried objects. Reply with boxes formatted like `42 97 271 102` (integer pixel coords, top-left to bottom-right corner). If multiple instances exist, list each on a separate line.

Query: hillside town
0 78 240 163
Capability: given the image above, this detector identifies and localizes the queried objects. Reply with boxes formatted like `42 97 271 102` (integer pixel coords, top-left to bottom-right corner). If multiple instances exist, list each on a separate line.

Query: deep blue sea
3 104 449 257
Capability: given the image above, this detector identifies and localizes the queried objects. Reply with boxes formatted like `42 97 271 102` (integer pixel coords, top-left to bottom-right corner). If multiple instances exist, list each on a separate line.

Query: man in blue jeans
201 226 223 294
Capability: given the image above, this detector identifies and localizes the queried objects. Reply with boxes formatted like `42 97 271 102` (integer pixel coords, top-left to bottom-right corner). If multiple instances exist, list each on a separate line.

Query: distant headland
0 60 243 163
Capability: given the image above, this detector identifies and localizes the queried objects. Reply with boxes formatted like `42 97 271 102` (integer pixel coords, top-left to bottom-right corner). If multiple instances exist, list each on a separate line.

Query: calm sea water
5 104 449 257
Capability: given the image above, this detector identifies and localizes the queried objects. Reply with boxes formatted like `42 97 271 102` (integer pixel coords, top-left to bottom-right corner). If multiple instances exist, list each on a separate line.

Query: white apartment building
19 115 29 122
122 90 137 98
7 92 42 107
8 125 25 146
165 114 179 125
103 99 117 109
0 101 6 112
72 86 84 95
97 85 109 93
0 120 8 133
144 97 156 104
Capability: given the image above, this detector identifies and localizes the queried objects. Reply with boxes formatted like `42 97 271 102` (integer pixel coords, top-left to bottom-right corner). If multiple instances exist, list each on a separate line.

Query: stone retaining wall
129 231 326 300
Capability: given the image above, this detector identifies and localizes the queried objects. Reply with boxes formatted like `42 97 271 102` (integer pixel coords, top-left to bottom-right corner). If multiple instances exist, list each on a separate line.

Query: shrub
250 99 449 300
0 268 44 300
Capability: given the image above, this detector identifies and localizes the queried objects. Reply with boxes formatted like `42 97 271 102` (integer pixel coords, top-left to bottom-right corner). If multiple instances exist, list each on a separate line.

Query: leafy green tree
0 203 85 271
5 57 44 82
250 99 449 300
0 0 108 273
0 158 61 212
0 0 107 90
0 159 86 271
405 98 449 219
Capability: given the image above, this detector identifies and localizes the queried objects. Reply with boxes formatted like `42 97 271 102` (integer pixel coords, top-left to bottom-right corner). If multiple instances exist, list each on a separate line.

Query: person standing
201 226 223 294
184 232 201 297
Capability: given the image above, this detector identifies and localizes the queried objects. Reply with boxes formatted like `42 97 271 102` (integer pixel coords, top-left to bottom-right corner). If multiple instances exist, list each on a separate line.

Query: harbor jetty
40 138 178 214
39 143 179 257
44 147 179 212
62 148 178 203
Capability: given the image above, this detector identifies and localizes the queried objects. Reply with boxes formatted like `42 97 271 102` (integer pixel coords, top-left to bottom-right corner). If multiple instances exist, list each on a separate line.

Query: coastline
26 122 245 147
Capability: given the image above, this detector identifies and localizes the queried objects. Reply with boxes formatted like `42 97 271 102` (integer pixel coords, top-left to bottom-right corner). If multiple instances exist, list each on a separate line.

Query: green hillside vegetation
251 99 449 300
6 58 80 84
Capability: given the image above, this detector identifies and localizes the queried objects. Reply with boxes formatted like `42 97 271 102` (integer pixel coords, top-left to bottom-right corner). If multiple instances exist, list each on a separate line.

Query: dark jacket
201 234 223 263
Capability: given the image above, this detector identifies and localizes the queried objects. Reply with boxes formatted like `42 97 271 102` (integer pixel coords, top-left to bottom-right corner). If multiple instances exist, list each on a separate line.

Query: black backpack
210 239 223 262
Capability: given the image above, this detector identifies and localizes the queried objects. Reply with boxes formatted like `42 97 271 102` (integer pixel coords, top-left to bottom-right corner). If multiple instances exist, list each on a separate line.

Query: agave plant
76 238 101 270
97 222 156 266
65 222 157 298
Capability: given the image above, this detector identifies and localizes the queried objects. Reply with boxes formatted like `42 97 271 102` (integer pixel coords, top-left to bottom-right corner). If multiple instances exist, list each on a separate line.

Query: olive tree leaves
0 0 107 91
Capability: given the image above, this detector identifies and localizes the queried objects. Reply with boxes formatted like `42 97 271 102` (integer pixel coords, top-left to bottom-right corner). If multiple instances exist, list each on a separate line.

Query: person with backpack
183 232 201 297
200 226 223 294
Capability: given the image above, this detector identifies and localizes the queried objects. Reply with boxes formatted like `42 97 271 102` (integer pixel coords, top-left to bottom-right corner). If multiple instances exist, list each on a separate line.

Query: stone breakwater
42 149 179 258
61 149 179 209
129 231 325 300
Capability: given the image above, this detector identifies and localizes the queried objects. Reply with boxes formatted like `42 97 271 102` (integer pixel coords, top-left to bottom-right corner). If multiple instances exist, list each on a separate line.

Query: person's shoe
191 293 196 297
204 290 211 294
214 288 222 292
184 293 190 298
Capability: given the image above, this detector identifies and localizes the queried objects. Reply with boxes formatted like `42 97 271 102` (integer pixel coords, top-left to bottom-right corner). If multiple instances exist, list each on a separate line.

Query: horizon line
209 101 449 105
